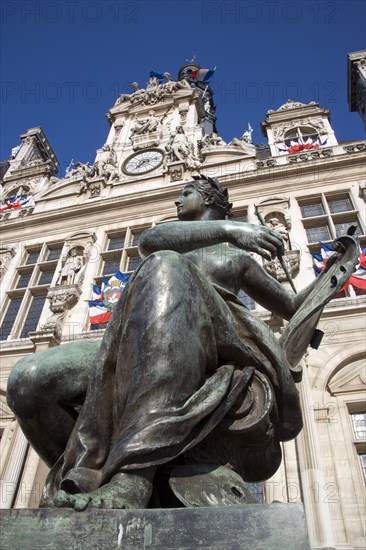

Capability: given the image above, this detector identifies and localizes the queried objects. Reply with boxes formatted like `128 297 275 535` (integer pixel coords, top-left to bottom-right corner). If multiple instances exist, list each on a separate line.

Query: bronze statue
7 176 358 511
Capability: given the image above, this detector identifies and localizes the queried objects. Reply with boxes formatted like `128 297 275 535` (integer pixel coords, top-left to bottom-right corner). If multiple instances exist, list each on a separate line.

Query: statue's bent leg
57 251 230 509
7 340 99 467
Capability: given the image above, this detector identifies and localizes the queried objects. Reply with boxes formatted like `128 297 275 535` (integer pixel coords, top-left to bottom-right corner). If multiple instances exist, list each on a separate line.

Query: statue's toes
54 489 75 508
73 494 91 512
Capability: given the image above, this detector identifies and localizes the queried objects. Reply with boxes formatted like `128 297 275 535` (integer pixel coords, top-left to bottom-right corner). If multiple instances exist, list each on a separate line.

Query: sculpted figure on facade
114 74 192 108
115 82 143 106
267 217 291 250
7 176 358 511
130 111 160 135
91 145 118 183
56 247 84 286
229 124 255 150
69 161 92 180
166 126 202 170
166 125 191 161
202 133 226 148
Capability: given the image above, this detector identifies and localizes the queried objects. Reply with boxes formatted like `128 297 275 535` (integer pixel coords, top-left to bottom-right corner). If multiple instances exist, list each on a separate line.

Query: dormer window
278 126 327 155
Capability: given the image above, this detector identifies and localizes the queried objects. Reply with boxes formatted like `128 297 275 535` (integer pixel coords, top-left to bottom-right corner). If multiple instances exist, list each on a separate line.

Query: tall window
90 227 147 331
350 412 366 484
96 227 146 285
0 243 62 340
298 191 365 297
299 192 363 243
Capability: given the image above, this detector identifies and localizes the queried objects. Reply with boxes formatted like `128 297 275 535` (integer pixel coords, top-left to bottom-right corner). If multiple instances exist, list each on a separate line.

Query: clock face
122 149 164 175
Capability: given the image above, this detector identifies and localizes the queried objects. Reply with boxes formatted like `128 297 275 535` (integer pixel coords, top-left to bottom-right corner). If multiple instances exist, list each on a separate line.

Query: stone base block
0 503 310 550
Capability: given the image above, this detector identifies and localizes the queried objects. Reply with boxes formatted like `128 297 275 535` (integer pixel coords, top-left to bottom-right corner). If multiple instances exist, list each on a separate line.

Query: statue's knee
7 357 44 415
149 250 181 262
148 250 183 269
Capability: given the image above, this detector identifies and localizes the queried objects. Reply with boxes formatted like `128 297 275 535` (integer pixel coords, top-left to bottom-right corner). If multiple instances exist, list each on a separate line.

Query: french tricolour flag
88 301 112 325
312 242 366 290
191 67 216 83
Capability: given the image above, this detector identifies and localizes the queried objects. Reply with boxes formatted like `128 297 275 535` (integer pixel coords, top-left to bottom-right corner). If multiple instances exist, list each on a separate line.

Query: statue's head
183 175 233 220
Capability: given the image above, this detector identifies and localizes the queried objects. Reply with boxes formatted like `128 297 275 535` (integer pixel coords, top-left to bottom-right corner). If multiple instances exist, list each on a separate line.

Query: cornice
1 147 365 241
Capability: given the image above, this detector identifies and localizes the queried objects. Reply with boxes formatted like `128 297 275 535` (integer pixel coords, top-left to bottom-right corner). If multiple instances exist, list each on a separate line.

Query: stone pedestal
0 504 310 550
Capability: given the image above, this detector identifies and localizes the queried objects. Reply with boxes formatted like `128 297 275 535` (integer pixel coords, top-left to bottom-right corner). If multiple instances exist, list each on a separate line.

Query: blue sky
1 0 365 176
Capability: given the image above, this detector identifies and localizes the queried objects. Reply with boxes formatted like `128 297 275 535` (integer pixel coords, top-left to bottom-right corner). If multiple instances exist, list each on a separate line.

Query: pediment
328 357 366 395
36 179 80 201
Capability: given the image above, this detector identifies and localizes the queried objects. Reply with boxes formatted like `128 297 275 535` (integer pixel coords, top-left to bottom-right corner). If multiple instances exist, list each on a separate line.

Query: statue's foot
54 468 155 511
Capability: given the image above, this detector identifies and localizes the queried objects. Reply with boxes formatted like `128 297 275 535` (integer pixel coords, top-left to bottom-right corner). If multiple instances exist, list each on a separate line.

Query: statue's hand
228 222 285 260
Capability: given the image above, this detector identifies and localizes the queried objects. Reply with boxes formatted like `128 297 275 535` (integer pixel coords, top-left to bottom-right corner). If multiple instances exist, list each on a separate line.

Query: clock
122 149 164 175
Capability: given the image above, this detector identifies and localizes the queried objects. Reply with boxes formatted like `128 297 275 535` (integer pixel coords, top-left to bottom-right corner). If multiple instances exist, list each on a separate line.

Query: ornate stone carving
269 99 317 114
228 132 256 155
0 245 16 279
264 249 301 283
272 118 326 142
114 75 192 108
56 246 85 286
168 164 184 182
178 103 189 124
130 111 160 136
287 148 333 163
201 133 226 148
71 152 118 196
166 126 201 170
4 127 58 180
88 182 101 197
256 159 277 169
267 217 291 250
38 285 82 342
344 142 366 153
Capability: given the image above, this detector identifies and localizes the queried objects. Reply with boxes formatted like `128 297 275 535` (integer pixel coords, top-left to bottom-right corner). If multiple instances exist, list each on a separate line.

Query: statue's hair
188 175 233 219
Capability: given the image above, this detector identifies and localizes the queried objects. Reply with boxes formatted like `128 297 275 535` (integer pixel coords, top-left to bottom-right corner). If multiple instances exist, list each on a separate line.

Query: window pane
334 221 361 238
127 256 143 272
26 250 40 265
328 197 352 213
306 226 331 243
360 454 366 484
238 290 255 310
108 235 124 250
351 413 366 440
300 202 324 217
306 225 331 242
47 247 62 261
104 257 121 275
20 295 46 338
39 270 54 285
16 272 32 288
131 231 143 247
0 297 23 340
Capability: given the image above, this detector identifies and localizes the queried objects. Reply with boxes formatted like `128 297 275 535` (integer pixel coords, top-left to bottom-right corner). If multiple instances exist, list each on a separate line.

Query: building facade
0 64 365 549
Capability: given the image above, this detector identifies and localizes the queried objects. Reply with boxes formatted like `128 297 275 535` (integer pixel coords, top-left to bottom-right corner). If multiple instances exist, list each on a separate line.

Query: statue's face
175 185 206 221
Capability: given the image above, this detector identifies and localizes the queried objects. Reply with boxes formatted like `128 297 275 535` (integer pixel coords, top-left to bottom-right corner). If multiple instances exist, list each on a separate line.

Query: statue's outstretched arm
139 221 284 259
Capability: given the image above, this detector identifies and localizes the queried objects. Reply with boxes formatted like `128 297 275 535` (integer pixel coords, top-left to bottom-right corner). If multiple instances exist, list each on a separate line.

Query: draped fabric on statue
43 251 303 500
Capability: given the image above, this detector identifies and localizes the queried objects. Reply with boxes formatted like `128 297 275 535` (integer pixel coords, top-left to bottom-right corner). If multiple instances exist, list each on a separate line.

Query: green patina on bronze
7 176 359 512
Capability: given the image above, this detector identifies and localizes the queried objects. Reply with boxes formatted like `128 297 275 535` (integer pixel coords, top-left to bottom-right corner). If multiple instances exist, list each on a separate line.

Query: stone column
0 422 29 509
296 360 336 550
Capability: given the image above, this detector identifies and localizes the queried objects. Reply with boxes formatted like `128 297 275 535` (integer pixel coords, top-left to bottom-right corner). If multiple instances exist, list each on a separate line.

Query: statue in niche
56 247 84 286
7 176 358 511
267 217 291 250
